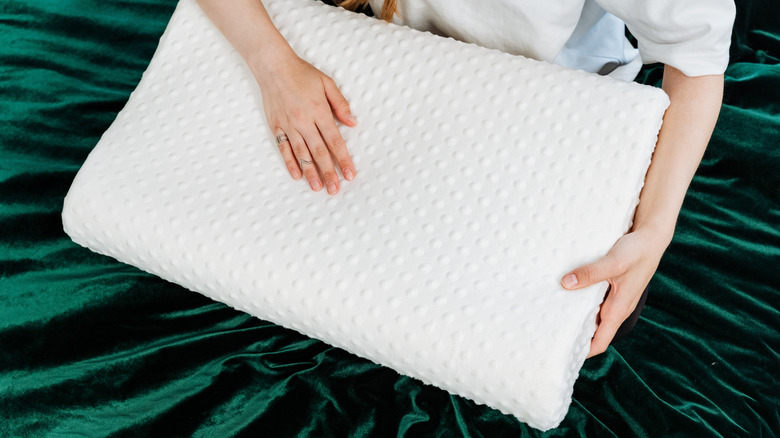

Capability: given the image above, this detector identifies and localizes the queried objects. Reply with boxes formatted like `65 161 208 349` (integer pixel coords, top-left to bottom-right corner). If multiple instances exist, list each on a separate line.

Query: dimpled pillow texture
61 0 669 431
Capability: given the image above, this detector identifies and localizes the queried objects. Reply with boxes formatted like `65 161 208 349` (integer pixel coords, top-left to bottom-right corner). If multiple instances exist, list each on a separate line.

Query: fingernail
292 169 301 179
344 168 355 181
309 178 322 190
347 114 357 125
326 181 337 195
562 274 578 288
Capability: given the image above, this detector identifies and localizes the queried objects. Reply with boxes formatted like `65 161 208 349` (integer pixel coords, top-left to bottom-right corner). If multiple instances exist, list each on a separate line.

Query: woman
194 0 736 357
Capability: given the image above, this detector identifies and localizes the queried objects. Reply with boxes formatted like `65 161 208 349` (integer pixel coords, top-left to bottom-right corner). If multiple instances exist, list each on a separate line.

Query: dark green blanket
1 1 778 436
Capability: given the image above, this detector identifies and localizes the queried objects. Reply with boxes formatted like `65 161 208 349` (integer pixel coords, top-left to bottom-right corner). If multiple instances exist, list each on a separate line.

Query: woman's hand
196 0 358 196
560 225 672 358
561 66 724 358
251 52 358 195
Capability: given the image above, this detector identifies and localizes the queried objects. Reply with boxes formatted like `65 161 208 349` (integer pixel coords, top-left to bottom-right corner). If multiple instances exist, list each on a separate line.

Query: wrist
246 40 297 79
630 218 675 250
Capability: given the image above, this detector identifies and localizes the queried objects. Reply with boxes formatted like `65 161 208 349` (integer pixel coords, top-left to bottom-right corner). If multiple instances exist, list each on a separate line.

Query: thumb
561 253 624 290
323 77 357 127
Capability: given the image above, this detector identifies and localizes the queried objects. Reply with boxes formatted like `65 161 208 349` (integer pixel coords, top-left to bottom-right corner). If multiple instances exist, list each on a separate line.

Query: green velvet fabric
1 0 777 436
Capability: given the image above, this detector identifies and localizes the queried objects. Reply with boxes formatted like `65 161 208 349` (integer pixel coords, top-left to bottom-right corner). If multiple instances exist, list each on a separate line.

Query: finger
300 125 340 195
288 130 321 191
587 328 617 358
274 131 301 180
561 252 627 290
587 304 623 358
323 76 357 127
316 119 356 181
586 282 643 358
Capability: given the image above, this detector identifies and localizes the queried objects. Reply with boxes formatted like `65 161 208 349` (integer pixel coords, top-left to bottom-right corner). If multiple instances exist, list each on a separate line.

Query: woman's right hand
250 49 358 195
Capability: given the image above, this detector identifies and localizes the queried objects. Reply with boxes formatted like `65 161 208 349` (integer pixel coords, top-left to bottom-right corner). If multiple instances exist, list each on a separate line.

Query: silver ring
275 133 289 148
299 158 312 167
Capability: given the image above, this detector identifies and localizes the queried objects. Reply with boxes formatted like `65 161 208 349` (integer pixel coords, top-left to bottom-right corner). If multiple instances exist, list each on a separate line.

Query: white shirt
366 0 736 80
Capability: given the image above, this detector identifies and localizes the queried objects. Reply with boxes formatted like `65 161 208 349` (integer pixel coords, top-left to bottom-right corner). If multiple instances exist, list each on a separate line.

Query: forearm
195 0 294 74
631 65 724 244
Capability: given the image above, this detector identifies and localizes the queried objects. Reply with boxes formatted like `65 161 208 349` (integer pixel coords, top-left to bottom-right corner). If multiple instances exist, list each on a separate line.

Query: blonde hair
338 0 399 22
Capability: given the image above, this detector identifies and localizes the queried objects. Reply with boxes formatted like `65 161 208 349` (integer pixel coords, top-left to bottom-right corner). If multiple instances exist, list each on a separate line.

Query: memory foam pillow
62 0 669 430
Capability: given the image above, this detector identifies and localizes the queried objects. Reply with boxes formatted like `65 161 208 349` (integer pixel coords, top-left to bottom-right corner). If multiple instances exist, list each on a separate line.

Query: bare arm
196 0 292 69
561 65 724 357
196 0 358 194
632 66 724 239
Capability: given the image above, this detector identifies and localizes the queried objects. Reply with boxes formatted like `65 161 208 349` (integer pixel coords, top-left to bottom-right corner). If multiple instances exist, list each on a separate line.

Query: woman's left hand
560 226 672 358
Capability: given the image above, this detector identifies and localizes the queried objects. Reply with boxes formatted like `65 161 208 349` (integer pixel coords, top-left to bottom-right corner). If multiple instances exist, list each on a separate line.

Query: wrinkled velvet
1 0 778 436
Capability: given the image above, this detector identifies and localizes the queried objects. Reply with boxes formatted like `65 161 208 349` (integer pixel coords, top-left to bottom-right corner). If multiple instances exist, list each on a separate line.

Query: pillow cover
62 0 669 430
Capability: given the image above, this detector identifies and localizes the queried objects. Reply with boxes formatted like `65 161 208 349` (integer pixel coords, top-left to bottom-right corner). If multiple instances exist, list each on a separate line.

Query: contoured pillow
62 0 669 430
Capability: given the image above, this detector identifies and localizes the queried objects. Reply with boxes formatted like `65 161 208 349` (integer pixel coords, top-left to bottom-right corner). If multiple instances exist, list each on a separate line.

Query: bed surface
1 0 778 436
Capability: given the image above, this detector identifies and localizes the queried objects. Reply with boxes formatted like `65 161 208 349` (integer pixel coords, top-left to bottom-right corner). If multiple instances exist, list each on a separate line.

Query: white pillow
62 0 668 430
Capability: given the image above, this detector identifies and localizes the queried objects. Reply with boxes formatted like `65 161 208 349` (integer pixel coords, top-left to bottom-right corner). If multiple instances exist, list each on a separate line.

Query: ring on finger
275 133 289 148
299 158 312 167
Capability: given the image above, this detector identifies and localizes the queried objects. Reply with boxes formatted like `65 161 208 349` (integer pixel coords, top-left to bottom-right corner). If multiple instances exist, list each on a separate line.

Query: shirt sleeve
595 0 736 76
